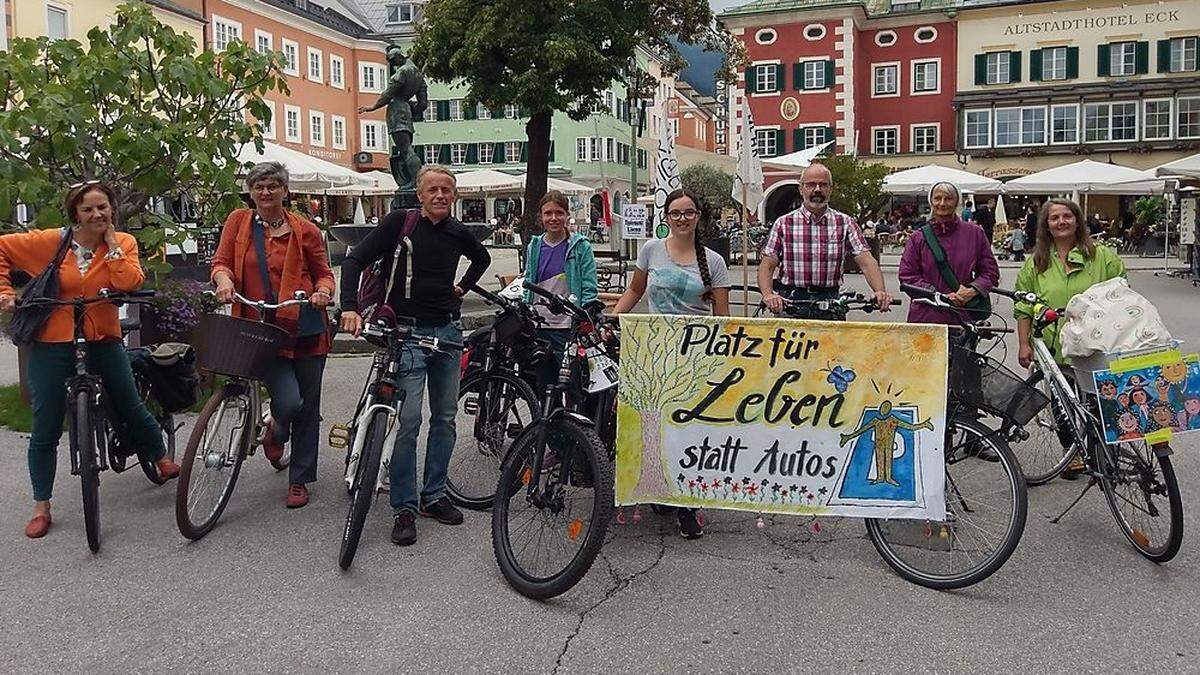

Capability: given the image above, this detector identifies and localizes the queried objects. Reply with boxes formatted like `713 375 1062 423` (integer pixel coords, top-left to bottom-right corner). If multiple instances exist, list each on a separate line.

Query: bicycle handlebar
231 291 310 311
522 280 591 321
17 288 156 307
361 320 463 353
990 286 1040 304
759 292 899 314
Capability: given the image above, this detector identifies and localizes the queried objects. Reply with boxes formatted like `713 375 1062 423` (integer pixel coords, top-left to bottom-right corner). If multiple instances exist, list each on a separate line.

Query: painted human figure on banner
839 399 933 489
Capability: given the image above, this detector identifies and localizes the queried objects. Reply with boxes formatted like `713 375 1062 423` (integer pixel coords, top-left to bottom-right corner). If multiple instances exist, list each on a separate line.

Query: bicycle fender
549 409 595 428
1151 442 1173 458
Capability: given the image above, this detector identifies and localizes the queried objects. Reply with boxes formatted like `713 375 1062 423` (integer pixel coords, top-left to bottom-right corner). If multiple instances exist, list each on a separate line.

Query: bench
593 249 628 293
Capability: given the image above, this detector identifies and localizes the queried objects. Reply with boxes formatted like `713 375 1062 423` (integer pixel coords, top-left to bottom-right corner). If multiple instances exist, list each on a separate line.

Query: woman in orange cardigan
0 182 181 539
210 162 335 509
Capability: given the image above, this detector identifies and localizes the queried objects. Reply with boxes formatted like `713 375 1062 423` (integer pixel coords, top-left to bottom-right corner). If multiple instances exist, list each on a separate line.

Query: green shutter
1135 41 1150 74
974 54 987 85
745 66 757 94
775 64 785 92
437 144 449 164
1098 44 1111 76
824 60 835 88
793 128 803 151
1009 51 1022 83
490 107 503 119
520 142 528 162
774 129 785 156
436 100 450 121
824 126 835 145
1067 47 1080 79
548 141 555 162
494 142 506 163
413 144 424 160
466 143 478 164
518 106 528 118
464 103 477 120
1158 39 1172 73
1029 49 1042 81
792 63 802 90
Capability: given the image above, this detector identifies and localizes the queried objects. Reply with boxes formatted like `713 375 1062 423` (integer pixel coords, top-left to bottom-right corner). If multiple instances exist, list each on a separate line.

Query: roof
144 0 204 22
719 0 973 20
258 0 373 38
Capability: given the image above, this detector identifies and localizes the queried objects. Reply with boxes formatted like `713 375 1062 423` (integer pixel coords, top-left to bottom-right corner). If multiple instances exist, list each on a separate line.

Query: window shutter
437 144 449 164
775 64 785 92
491 107 504 119
436 100 450 121
520 142 528 162
974 54 987 85
1029 49 1042 81
774 129 785 156
745 66 757 94
518 106 529 118
494 142 506 163
1135 41 1150 74
792 63 802 90
548 141 555 162
1009 51 1022 83
793 128 803 151
824 60 835 87
1158 39 1172 73
1067 47 1080 79
464 103 477 120
1097 44 1111 76
413 145 424 161
465 144 477 164
824 126 835 145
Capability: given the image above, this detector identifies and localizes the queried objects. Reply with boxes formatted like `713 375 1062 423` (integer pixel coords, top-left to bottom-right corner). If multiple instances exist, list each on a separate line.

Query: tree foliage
412 0 746 234
680 163 733 234
0 1 286 272
824 155 891 219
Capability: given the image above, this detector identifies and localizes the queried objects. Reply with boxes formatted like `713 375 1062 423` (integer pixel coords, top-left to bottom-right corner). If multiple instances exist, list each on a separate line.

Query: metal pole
741 184 750 317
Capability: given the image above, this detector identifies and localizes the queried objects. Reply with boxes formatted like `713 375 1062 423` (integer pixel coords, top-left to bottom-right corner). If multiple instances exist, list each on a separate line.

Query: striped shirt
762 205 869 288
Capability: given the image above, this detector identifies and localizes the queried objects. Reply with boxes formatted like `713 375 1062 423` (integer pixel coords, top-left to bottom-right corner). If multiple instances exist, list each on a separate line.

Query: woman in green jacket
523 190 598 390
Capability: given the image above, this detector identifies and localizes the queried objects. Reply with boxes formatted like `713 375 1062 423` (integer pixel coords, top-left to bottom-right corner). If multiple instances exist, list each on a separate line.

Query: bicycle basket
949 346 1049 425
195 313 288 379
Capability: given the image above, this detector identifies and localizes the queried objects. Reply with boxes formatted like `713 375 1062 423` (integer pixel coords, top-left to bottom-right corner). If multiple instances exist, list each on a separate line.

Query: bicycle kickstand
1049 478 1098 524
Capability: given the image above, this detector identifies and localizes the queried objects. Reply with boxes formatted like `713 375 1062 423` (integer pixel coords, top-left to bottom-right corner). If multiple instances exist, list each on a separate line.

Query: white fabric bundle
1061 277 1172 358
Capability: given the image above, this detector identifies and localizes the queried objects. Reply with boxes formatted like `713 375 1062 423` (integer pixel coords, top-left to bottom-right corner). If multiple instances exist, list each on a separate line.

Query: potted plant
142 277 221 345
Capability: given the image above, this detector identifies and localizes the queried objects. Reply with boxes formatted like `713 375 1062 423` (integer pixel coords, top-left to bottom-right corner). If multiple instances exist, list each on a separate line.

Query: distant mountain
674 41 724 97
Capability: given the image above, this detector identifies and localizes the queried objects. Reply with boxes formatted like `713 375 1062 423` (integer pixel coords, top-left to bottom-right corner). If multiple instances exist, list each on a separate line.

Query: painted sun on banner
615 315 950 520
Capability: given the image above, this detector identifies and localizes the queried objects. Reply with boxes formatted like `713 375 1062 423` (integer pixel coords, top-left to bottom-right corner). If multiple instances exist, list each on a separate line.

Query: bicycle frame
65 301 107 476
343 348 404 494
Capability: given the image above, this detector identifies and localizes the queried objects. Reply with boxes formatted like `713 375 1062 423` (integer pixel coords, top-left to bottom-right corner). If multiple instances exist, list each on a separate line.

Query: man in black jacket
974 199 996 248
340 165 491 546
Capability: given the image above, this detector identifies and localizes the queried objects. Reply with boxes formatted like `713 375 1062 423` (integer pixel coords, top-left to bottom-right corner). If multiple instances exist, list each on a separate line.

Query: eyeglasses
667 209 700 221
252 183 284 194
802 181 831 190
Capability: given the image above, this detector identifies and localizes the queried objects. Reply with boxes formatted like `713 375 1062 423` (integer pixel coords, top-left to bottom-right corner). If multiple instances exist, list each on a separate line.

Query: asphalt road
1 263 1198 673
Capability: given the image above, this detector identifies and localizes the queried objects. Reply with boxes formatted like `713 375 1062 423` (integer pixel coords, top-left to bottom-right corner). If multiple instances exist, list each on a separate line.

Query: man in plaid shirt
757 163 892 320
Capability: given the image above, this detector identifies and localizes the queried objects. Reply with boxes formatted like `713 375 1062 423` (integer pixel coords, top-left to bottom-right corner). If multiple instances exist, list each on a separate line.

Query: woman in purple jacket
898 182 1000 325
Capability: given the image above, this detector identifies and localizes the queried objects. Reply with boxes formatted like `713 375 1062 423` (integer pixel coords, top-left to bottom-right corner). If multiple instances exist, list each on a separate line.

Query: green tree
0 1 287 274
680 163 733 240
412 0 745 235
824 155 890 219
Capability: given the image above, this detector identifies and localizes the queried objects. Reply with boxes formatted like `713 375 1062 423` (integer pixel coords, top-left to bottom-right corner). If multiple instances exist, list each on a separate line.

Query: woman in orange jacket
210 162 335 509
0 182 181 539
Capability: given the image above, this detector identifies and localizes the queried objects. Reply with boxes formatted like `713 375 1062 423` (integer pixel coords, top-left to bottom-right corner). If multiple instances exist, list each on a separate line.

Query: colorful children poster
1091 351 1200 444
615 315 949 520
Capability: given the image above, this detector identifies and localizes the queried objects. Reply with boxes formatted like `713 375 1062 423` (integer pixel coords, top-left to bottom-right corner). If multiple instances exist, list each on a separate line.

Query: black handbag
250 216 327 338
9 228 74 345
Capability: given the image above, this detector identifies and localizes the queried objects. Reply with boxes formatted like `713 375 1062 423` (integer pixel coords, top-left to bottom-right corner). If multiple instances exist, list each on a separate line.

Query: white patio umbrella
236 141 373 193
453 168 524 195
353 198 366 225
883 164 1004 196
1154 152 1200 179
994 194 1008 226
1004 159 1165 195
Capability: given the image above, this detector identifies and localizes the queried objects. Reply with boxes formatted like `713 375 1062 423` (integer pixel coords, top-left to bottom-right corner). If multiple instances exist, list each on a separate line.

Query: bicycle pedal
328 424 351 449
463 396 479 415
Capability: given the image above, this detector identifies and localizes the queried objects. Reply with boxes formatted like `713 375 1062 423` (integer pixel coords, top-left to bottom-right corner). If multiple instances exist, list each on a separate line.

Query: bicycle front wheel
340 408 389 571
866 417 1028 590
1100 441 1183 563
449 372 540 511
1013 371 1075 486
176 383 251 540
492 418 613 600
71 391 102 554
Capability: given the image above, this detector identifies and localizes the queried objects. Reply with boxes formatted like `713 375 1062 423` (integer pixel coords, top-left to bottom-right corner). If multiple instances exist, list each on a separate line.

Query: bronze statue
357 45 429 203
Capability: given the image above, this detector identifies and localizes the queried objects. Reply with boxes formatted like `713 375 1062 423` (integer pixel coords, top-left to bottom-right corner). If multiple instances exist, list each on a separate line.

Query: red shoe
24 513 52 539
262 419 285 465
156 457 181 481
286 483 309 509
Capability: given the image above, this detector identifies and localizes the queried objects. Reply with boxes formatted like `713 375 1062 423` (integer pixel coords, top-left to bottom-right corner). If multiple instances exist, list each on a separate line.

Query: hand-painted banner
615 315 949 520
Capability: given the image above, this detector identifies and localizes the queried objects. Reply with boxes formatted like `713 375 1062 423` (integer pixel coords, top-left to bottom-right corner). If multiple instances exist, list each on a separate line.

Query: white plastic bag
1061 277 1171 358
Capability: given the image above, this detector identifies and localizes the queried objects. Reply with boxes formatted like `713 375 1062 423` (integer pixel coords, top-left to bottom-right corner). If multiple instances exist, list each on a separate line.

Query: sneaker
155 457 181 480
391 511 417 546
418 497 464 525
678 508 704 540
286 483 309 508
261 419 285 464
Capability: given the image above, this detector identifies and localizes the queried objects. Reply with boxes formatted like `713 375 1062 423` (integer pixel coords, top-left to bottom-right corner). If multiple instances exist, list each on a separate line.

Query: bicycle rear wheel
1100 441 1183 563
865 417 1027 590
176 383 251 540
71 392 102 554
340 409 389 570
449 372 540 511
492 418 612 600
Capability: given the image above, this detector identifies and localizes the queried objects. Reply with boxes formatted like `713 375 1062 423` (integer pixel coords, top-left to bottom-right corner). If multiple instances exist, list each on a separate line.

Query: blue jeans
389 320 463 514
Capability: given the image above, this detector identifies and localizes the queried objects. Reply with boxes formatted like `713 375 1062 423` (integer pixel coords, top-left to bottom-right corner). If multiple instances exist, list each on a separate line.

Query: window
45 3 70 40
450 143 467 166
331 115 346 149
914 26 937 43
965 109 991 148
875 30 896 47
478 143 493 164
1041 46 1068 81
798 126 826 150
803 24 825 41
872 127 898 155
994 107 1045 146
309 111 325 147
1169 37 1198 73
637 149 647 170
986 52 1010 85
284 105 301 143
362 121 385 152
1051 104 1078 144
330 55 344 88
281 39 299 76
307 48 323 83
1084 104 1110 142
892 1 919 9
261 100 277 140
424 145 439 165
477 104 491 120
1111 102 1137 140
605 137 616 162
359 63 384 93
755 64 777 93
756 28 777 45
802 61 827 90
912 60 938 94
873 64 898 96
386 3 416 24
254 29 273 55
912 125 938 153
423 104 436 122
756 129 777 157
505 104 519 119
505 141 521 163
1178 98 1200 138
449 99 462 121
576 137 588 162
670 118 679 138
589 137 601 162
212 15 241 51
1083 102 1137 142
1110 42 1137 76
1144 100 1172 140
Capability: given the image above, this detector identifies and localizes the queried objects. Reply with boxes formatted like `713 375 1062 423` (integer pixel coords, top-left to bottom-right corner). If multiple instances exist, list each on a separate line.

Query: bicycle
491 282 618 599
990 286 1183 562
757 290 899 320
20 288 175 553
175 291 304 541
332 317 462 570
